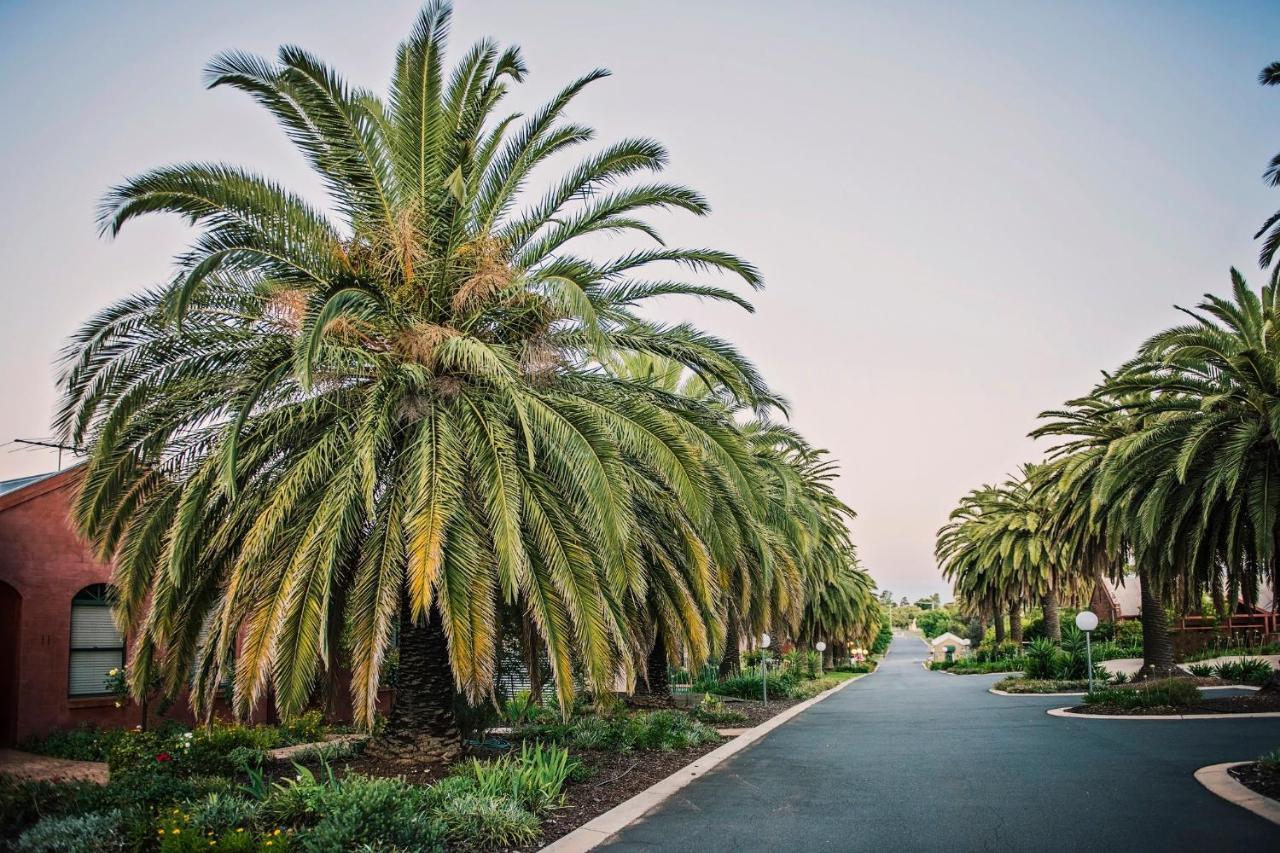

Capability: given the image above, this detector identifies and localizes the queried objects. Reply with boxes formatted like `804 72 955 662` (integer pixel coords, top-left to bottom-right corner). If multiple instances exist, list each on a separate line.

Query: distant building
1089 574 1276 636
928 632 970 663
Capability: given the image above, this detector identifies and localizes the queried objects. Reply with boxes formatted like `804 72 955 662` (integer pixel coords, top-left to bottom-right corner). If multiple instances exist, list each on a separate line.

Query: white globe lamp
815 641 827 652
1075 611 1098 632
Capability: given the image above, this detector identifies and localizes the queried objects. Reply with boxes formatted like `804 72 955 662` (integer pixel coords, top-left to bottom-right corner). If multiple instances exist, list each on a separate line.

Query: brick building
0 467 146 744
0 467 391 746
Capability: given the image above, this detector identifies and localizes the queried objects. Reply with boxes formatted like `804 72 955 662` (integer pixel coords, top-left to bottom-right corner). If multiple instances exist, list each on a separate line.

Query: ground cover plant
992 677 1093 694
1229 745 1280 804
1081 679 1203 710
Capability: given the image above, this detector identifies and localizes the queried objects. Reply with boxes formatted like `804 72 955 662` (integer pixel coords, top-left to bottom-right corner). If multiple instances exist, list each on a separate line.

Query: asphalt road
600 634 1279 852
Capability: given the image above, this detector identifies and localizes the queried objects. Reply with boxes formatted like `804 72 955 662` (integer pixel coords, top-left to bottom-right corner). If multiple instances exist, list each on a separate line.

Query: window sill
67 696 124 710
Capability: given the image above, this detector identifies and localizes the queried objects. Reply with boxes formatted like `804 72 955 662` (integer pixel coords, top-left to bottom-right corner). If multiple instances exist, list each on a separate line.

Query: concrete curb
1047 706 1280 721
539 655 882 852
990 684 1260 698
1194 762 1280 826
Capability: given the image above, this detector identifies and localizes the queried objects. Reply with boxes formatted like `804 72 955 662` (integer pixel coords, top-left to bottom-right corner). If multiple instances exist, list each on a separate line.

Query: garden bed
1229 760 1280 802
1068 689 1280 716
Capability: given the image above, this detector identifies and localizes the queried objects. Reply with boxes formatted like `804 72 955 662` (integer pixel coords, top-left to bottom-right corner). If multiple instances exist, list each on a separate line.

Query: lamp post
760 633 772 706
1075 610 1099 694
815 640 827 672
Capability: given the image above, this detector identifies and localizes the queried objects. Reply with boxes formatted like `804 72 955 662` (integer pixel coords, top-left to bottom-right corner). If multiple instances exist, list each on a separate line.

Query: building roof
929 632 971 647
1100 575 1143 618
0 472 57 497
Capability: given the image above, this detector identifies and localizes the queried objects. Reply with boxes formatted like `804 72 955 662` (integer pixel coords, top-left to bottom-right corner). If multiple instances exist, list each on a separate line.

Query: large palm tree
57 1 777 754
1096 272 1280 683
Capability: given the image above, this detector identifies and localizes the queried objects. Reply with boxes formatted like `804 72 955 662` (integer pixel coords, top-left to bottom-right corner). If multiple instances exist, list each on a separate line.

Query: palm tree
1095 272 1280 684
1254 61 1280 270
57 1 777 754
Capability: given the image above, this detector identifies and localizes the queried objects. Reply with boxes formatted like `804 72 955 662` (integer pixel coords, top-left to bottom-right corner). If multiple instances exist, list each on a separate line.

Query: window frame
68 584 125 698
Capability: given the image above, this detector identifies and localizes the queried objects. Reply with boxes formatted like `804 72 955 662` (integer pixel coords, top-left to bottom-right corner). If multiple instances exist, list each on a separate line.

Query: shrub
786 677 840 700
19 726 128 763
689 693 747 726
188 792 258 836
0 777 114 840
430 792 538 850
1084 679 1202 709
992 677 1092 694
1109 671 1130 685
13 809 125 853
520 710 719 752
1214 658 1274 687
945 657 1026 674
834 662 874 674
460 743 571 815
1024 639 1058 679
712 671 794 700
1187 663 1215 678
1259 747 1280 772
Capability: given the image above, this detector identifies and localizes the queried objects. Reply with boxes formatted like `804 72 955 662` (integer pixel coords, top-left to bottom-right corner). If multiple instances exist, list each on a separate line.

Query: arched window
69 584 124 696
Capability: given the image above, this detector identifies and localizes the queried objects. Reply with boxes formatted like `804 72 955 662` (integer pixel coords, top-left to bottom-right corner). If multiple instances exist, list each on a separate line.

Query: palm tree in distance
57 1 780 756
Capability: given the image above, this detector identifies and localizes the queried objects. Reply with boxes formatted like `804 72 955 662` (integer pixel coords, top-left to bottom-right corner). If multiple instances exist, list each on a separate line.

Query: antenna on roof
12 438 83 471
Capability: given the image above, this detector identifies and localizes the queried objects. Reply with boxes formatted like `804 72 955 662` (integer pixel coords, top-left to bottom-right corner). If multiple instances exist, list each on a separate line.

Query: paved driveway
601 634 1278 851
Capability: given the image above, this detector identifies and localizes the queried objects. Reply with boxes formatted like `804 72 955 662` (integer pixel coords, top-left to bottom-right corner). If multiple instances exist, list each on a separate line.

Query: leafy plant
1024 639 1059 679
13 809 125 853
1213 658 1273 687
689 693 747 726
461 743 571 814
1083 679 1202 709
1258 747 1280 773
430 792 538 850
1186 663 1215 678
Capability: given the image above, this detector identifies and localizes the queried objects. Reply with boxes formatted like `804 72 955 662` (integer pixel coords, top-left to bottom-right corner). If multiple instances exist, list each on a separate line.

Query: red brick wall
0 470 391 744
0 471 148 743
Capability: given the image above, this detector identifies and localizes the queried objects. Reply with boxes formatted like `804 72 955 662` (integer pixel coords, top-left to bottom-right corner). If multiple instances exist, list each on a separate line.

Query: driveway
600 634 1278 851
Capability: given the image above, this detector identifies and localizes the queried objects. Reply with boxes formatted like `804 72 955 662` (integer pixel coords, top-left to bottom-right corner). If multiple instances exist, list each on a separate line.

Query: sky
2 0 1279 601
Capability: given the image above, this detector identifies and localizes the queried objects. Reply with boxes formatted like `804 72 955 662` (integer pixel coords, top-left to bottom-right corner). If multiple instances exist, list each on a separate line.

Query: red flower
156 752 172 762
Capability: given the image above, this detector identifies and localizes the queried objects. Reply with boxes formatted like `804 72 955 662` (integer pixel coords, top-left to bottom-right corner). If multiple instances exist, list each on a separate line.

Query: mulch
519 741 723 851
1229 761 1280 802
304 696 806 850
1068 690 1280 716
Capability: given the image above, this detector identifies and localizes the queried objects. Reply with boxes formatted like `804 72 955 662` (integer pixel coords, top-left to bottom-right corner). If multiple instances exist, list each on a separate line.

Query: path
0 749 108 784
600 634 1278 851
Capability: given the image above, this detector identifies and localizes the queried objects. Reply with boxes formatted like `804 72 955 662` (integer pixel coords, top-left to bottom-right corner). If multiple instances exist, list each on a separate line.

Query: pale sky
2 1 1279 601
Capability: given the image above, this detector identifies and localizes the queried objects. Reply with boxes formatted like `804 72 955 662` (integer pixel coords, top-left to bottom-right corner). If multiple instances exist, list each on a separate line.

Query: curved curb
1046 706 1280 721
990 684 1259 698
540 658 877 852
1194 762 1280 826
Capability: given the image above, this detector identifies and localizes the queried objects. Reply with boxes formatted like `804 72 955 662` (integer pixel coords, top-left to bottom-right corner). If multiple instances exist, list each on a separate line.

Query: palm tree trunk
371 598 459 763
993 606 1006 644
718 612 741 678
1042 588 1061 646
636 632 673 705
1009 599 1024 644
1138 572 1178 678
521 613 543 705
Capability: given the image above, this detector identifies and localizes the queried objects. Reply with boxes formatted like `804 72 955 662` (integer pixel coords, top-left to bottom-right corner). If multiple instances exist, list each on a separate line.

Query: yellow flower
108 668 119 676
273 829 281 836
173 828 181 835
236 828 244 833
265 842 273 848
209 842 216 847
158 829 165 835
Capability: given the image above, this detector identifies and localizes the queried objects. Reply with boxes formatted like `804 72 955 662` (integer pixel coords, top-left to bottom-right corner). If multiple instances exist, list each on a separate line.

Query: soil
1068 689 1280 716
520 741 723 850
1229 761 1280 802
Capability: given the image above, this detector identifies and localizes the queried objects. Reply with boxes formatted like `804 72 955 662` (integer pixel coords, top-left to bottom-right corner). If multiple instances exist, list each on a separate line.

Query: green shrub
13 809 125 853
1259 747 1280 772
18 726 129 763
944 657 1025 674
1024 639 1058 679
712 670 794 700
1214 658 1274 686
992 677 1092 694
188 792 258 836
1187 663 1215 678
0 777 114 840
520 710 719 752
689 693 747 726
1083 679 1202 709
1109 671 1130 685
834 662 874 674
430 792 538 850
460 743 571 815
786 677 840 700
